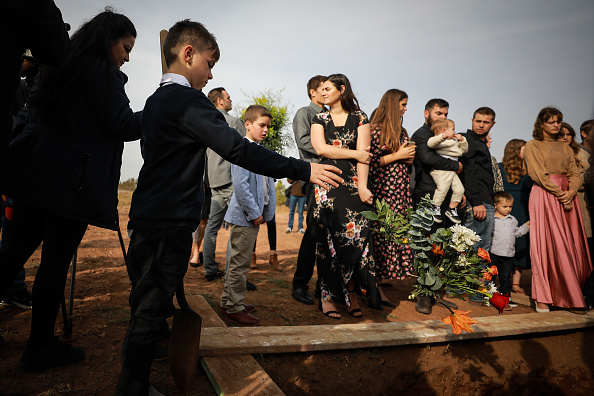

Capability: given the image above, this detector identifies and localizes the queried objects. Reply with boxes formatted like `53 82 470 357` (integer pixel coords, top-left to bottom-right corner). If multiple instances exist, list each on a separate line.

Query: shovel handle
175 282 197 314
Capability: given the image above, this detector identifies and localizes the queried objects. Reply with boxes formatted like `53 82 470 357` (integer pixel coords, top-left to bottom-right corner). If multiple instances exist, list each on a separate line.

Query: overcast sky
55 0 594 181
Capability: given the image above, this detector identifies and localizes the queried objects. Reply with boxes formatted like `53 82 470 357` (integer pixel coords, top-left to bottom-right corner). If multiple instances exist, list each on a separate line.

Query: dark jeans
253 215 276 252
0 202 87 345
116 227 192 395
292 183 317 291
0 214 26 297
491 253 513 295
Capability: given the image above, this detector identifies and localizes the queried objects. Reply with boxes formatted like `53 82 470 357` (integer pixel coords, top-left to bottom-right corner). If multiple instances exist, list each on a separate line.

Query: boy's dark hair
425 98 449 111
307 75 326 99
163 19 220 68
244 105 272 123
494 191 513 204
207 87 226 105
473 106 496 120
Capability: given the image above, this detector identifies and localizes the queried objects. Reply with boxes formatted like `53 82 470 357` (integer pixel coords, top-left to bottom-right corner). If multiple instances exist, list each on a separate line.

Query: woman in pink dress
523 107 592 313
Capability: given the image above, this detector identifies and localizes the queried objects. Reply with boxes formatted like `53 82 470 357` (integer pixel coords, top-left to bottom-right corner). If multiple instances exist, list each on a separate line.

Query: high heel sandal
318 299 341 320
512 283 525 294
347 291 362 318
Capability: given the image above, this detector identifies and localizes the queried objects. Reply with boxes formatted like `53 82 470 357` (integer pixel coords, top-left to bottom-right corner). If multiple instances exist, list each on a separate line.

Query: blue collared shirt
490 214 530 257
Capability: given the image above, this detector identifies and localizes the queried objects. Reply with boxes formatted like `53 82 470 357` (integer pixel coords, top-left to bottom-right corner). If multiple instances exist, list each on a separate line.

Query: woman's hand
354 146 372 164
558 189 577 205
395 143 416 163
359 187 373 205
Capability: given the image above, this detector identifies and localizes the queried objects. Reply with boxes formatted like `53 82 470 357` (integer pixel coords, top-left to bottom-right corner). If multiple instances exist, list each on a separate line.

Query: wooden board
188 295 285 396
197 311 594 356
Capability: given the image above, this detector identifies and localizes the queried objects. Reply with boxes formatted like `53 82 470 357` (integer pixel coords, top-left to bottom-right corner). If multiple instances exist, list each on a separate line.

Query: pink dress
525 139 593 308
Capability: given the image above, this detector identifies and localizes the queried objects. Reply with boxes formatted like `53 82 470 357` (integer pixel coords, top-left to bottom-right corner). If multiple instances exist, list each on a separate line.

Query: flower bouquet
363 195 509 334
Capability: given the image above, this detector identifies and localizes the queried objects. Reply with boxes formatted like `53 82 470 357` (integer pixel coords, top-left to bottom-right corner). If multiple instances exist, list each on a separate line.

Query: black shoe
507 299 518 308
246 280 257 291
433 207 442 223
381 300 396 308
205 268 225 281
435 297 458 310
190 252 204 268
585 295 594 310
445 208 461 224
415 296 432 314
20 337 85 372
2 288 32 310
292 288 314 305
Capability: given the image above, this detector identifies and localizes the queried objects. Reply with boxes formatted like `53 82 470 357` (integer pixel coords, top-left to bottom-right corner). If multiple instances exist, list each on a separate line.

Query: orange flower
482 272 492 281
431 242 444 256
477 248 491 263
487 265 498 275
441 310 479 334
346 222 355 230
332 139 342 147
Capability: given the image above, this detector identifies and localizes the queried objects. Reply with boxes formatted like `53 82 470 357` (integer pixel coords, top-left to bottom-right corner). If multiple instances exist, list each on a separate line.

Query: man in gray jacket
291 75 326 304
202 87 246 281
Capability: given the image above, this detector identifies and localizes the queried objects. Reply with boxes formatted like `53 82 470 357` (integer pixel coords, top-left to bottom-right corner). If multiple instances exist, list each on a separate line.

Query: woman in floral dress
369 89 415 307
310 74 381 319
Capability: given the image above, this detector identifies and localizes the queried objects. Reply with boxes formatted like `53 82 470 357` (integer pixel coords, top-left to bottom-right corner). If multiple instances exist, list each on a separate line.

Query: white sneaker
298 228 305 234
285 227 292 233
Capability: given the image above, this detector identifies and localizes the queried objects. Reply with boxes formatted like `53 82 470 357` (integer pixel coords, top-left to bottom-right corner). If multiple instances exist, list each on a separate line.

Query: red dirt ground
1 191 593 395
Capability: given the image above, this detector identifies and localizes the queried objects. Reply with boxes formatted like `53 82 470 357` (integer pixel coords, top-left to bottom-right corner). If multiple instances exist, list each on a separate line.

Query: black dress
311 110 381 309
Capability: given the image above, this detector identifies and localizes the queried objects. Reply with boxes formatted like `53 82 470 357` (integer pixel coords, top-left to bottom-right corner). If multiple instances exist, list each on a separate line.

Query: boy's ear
183 45 194 65
244 120 251 128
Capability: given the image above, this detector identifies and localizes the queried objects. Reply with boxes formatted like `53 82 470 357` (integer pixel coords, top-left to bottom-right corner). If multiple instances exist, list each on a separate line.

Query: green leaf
361 211 377 221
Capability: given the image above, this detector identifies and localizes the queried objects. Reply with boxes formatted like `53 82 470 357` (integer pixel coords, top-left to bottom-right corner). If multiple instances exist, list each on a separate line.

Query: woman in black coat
0 9 141 371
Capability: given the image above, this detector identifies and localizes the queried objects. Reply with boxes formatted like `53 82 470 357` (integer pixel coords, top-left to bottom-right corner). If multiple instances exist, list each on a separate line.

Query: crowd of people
1 3 593 396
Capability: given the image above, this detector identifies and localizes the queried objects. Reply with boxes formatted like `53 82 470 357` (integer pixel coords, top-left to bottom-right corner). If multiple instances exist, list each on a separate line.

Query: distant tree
118 178 137 191
275 179 287 207
241 89 294 155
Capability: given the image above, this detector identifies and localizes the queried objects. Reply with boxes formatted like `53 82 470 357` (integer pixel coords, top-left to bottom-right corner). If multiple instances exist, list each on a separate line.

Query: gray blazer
206 109 246 188
224 161 276 227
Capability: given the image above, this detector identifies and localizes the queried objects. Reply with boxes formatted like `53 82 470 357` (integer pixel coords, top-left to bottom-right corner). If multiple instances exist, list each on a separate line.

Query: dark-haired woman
524 108 592 313
368 89 415 307
311 74 381 319
499 139 532 295
0 9 141 369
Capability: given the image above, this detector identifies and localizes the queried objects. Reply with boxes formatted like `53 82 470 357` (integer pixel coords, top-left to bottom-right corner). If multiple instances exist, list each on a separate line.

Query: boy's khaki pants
220 224 260 314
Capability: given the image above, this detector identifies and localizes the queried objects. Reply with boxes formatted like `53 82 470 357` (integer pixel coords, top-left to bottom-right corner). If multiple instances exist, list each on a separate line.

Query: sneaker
507 300 518 308
433 207 442 223
285 227 292 233
2 288 32 310
298 228 305 234
445 208 461 224
20 336 85 372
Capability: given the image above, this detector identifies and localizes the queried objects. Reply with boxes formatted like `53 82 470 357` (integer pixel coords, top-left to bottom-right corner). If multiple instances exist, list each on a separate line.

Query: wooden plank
187 295 285 396
198 311 594 356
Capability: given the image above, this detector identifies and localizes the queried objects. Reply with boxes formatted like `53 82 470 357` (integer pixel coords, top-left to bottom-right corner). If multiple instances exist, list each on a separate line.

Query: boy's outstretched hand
309 163 343 188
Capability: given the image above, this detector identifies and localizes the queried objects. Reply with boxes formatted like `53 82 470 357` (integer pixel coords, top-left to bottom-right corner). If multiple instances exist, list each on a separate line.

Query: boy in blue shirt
220 105 275 326
491 191 530 308
116 20 342 395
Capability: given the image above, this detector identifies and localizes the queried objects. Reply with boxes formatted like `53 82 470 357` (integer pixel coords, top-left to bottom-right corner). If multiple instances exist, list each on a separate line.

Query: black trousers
116 226 192 395
292 183 317 291
491 253 514 295
0 202 87 345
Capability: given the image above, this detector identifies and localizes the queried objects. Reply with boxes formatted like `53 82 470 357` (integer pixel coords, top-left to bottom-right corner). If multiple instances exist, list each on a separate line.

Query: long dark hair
36 8 136 120
370 89 408 153
325 74 360 113
558 122 581 167
532 107 563 140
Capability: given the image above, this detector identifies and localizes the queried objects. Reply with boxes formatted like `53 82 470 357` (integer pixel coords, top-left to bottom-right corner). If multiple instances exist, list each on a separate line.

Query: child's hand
455 134 464 142
359 188 373 205
253 215 265 226
309 163 343 189
525 220 530 226
355 146 372 164
442 130 455 139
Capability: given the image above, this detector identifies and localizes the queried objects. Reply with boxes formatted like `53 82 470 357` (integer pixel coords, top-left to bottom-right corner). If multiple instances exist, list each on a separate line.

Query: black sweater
129 83 310 230
460 129 494 206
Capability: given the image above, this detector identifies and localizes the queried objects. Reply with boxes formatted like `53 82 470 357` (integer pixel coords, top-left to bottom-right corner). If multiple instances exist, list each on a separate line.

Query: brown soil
1 190 593 395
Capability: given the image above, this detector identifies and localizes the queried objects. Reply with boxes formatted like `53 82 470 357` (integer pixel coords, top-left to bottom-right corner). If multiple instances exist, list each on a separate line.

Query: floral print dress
369 125 414 279
312 111 380 309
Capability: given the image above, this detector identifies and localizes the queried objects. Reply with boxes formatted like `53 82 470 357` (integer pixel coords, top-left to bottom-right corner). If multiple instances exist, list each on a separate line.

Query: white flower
487 282 498 294
449 225 481 252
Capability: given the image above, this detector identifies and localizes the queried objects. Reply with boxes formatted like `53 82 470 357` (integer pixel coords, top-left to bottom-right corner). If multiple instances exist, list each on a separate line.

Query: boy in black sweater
116 20 341 395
